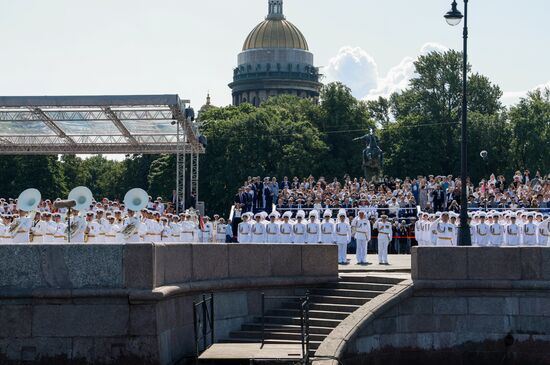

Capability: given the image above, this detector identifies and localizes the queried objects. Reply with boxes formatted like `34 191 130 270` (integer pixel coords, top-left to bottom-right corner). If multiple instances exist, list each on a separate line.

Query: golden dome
242 19 309 51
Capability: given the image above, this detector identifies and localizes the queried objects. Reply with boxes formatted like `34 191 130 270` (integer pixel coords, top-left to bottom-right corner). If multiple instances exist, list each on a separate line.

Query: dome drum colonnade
229 0 322 106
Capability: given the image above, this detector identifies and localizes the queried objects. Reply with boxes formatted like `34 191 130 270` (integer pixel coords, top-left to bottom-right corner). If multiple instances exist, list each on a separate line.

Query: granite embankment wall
0 243 338 365
314 247 550 365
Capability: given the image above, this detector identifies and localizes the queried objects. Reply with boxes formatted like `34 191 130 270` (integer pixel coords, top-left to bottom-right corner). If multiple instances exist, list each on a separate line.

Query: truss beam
103 107 139 145
31 107 77 145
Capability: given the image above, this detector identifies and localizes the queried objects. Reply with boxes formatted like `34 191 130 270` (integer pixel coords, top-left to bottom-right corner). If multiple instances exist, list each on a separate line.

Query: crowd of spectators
234 170 550 217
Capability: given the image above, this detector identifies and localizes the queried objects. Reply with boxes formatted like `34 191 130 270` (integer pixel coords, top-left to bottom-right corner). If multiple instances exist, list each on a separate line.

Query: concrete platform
198 343 304 361
339 254 411 273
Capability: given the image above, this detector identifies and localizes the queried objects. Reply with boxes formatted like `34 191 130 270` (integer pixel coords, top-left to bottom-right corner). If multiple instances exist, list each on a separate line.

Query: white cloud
323 46 379 99
324 42 449 100
502 81 550 106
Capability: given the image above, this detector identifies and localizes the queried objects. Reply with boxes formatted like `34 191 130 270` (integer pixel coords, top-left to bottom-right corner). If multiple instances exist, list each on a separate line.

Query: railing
261 292 310 364
193 293 214 363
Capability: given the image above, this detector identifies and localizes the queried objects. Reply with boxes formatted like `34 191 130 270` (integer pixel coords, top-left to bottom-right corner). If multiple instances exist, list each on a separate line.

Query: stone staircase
223 274 405 357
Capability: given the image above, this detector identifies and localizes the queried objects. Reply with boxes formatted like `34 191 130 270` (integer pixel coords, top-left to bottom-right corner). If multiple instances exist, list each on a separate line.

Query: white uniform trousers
337 242 348 264
355 239 368 264
378 236 390 264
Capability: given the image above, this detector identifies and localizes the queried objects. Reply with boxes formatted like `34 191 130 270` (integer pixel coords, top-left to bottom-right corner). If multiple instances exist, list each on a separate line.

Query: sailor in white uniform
305 210 320 244
374 215 392 265
506 215 521 246
475 213 490 246
334 209 351 264
292 210 306 244
320 210 335 245
434 212 456 246
352 210 371 264
251 213 267 243
266 212 280 244
522 213 538 246
237 212 253 243
279 212 294 244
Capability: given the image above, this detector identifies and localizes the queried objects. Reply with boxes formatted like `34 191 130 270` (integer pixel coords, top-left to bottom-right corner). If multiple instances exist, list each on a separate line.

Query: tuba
10 189 41 236
68 186 94 212
122 188 149 238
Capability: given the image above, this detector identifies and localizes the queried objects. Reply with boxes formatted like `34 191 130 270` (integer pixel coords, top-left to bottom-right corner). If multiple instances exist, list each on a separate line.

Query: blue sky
1 0 548 108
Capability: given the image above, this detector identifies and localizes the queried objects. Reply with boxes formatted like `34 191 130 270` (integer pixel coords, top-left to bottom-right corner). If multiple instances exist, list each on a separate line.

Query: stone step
281 301 361 313
229 330 327 342
241 323 334 335
267 308 349 320
339 275 404 285
221 338 322 350
310 288 385 298
328 281 393 291
258 316 340 328
308 295 370 306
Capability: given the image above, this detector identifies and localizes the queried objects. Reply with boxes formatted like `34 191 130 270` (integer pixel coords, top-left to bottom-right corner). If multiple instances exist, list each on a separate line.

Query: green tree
377 50 504 178
509 88 550 173
12 156 66 198
316 83 375 177
199 96 328 214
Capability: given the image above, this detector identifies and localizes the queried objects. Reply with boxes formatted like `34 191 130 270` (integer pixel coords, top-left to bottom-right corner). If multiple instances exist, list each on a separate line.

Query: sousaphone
68 186 94 212
124 188 149 212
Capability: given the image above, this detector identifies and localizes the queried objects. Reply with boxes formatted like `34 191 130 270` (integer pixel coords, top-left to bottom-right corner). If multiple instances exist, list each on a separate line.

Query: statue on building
353 129 384 181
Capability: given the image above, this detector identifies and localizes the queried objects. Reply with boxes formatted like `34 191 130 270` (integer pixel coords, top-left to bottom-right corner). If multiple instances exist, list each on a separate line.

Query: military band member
334 209 351 264
0 215 11 243
122 209 142 243
180 213 196 243
13 210 33 243
170 215 182 242
85 212 102 243
43 212 57 243
105 216 120 243
52 213 66 243
374 215 392 265
71 210 86 243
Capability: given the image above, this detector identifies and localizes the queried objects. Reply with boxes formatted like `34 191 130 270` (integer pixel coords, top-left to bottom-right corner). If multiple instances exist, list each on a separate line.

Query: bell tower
267 0 284 20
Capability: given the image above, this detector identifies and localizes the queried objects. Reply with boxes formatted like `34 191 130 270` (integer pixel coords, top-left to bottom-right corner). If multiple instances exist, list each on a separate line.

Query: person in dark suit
432 184 445 212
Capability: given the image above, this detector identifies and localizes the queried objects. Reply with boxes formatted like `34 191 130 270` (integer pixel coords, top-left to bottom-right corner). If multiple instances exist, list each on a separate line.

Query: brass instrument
122 188 149 239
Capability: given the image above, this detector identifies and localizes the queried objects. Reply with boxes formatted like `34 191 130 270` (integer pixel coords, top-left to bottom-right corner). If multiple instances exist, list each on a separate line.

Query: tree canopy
0 50 548 215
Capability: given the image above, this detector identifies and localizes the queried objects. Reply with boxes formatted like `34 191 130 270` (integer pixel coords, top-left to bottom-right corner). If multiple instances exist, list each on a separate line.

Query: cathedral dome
242 19 309 51
242 0 309 51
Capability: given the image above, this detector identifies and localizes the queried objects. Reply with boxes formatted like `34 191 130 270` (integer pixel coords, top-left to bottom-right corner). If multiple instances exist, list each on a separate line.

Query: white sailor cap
86 211 94 216
308 210 318 218
254 212 263 219
479 212 487 218
282 211 293 219
269 211 280 218
337 209 346 218
296 210 306 219
323 209 332 217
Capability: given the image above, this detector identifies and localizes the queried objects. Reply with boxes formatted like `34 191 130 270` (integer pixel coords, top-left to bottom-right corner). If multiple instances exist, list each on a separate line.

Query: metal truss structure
0 95 204 210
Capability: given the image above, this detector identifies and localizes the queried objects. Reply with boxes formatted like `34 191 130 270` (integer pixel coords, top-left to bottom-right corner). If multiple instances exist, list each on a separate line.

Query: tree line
1 50 548 215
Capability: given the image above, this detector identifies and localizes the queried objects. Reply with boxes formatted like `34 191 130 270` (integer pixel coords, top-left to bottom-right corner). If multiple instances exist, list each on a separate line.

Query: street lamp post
445 0 471 246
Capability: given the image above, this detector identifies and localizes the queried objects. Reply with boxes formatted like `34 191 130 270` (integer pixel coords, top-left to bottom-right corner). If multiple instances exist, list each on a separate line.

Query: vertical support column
175 118 187 213
191 149 200 204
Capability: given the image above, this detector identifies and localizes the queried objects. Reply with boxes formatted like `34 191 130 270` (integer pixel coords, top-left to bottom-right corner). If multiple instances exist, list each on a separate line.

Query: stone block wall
0 243 338 364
